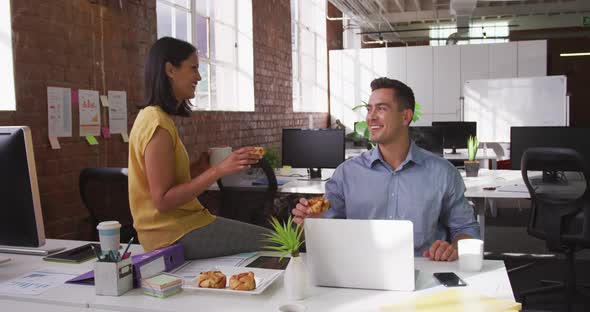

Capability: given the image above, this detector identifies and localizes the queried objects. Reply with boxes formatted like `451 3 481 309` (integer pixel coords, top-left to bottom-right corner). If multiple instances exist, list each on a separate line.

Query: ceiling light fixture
560 52 590 57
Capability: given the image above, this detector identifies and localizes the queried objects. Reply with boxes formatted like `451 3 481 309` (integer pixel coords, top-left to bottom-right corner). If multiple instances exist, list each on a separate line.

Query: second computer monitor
510 126 590 171
432 121 477 154
282 128 345 179
409 126 443 156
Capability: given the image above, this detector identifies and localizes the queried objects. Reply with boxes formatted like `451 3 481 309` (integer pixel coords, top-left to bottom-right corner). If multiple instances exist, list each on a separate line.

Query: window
156 0 254 111
0 0 16 111
429 21 509 46
291 0 328 112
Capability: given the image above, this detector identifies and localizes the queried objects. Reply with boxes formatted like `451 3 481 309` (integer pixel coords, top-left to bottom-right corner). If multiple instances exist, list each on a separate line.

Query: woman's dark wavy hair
140 37 196 117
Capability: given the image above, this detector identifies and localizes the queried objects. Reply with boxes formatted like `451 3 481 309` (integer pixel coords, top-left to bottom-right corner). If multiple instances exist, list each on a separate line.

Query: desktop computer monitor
432 121 477 154
282 128 345 179
0 126 45 249
510 127 590 173
409 126 443 156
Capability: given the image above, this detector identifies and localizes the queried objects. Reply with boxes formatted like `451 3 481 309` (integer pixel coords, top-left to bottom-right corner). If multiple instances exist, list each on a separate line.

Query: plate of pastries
184 266 283 295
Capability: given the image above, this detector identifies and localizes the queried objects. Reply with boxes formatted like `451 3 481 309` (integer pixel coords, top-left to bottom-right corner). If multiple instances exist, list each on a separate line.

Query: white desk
463 169 530 240
444 148 499 169
0 239 516 312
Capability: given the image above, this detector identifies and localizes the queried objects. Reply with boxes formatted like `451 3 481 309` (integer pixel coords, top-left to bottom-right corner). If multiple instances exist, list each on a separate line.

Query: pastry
229 272 256 291
308 196 330 214
250 147 265 158
196 271 227 289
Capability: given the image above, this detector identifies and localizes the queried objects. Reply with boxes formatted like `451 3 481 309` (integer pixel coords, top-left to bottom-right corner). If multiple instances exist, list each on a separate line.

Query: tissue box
94 257 133 296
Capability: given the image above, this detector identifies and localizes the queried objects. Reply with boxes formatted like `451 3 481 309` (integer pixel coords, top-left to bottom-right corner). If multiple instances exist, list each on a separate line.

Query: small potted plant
464 135 480 177
262 216 306 300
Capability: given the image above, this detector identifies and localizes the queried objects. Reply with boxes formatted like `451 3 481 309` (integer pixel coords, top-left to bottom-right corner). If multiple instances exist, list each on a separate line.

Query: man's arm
425 166 480 261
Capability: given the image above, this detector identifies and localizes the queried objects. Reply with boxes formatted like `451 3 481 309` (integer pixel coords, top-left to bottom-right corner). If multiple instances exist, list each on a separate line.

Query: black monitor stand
297 168 329 181
445 146 460 155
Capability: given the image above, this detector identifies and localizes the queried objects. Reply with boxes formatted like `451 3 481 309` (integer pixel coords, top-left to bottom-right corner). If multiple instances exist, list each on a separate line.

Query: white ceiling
329 0 590 42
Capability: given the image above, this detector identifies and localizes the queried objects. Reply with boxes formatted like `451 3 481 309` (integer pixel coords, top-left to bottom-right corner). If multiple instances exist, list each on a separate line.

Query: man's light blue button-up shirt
323 142 480 255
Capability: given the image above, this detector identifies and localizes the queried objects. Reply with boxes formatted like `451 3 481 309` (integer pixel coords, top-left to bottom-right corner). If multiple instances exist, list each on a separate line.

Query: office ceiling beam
372 0 590 24
413 0 421 11
393 0 405 12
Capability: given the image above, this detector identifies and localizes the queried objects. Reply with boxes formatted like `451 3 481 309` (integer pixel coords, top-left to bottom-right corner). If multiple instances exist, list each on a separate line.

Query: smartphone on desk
43 243 101 263
433 272 467 287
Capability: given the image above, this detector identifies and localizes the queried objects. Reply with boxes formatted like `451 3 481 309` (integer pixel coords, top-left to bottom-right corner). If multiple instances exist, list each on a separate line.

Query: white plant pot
284 255 306 300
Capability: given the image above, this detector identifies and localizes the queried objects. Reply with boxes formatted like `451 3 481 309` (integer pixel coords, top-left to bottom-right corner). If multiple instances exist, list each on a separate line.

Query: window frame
290 0 328 113
0 0 16 111
156 0 254 112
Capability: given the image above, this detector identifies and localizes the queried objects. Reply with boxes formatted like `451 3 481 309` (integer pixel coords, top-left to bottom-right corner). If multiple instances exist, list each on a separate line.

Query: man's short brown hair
370 77 415 112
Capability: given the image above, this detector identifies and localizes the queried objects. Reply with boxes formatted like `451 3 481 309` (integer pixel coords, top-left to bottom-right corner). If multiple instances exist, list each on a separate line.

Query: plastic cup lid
97 221 121 230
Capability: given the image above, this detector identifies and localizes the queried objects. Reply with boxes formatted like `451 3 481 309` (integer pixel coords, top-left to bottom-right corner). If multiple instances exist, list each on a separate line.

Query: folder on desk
380 289 521 312
67 243 184 288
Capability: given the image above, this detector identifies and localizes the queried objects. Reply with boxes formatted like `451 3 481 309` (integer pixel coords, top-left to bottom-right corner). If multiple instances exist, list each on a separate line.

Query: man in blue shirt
292 77 480 261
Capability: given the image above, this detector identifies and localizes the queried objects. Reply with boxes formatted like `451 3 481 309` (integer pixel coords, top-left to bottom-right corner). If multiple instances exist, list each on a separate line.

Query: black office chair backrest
216 158 278 228
521 147 590 251
79 167 137 243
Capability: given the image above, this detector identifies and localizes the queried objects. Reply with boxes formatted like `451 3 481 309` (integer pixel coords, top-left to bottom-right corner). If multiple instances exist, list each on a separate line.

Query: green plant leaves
467 135 479 161
262 216 304 259
354 121 369 138
413 102 422 123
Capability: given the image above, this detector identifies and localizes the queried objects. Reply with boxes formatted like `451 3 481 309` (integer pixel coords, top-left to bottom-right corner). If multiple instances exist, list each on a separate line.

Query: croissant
250 147 265 157
229 272 256 291
197 271 227 289
308 196 330 214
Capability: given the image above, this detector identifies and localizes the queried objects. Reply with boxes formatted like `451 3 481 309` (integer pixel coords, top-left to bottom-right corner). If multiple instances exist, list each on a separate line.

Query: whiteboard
464 75 568 143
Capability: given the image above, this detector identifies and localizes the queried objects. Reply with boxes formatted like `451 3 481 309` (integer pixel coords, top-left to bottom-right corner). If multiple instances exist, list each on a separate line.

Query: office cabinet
460 44 489 96
433 45 460 115
489 42 517 79
406 46 433 115
518 40 547 77
385 47 407 83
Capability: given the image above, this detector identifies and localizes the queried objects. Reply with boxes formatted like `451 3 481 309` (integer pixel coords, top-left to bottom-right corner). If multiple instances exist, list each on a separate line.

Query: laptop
304 219 415 291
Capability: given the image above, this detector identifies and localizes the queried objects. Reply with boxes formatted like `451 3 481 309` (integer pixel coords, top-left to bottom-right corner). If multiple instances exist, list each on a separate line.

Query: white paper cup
278 304 306 312
97 221 121 254
209 146 232 166
458 238 484 272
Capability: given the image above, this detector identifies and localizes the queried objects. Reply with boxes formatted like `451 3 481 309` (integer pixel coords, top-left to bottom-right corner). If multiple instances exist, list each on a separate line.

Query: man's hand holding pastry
292 196 330 225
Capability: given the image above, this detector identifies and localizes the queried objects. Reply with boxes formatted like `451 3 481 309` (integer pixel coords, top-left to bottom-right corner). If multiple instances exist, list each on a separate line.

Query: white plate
182 266 283 295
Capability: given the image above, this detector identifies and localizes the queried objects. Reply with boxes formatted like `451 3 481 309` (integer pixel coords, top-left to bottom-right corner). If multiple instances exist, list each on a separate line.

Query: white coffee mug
97 221 121 254
458 238 484 272
209 146 232 166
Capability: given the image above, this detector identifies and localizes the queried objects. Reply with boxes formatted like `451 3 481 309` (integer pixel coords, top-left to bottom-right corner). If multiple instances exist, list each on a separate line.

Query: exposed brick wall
2 0 328 240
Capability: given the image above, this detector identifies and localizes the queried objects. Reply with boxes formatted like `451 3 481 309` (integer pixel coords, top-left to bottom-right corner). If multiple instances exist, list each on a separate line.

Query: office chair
79 167 138 244
216 158 278 228
519 147 590 307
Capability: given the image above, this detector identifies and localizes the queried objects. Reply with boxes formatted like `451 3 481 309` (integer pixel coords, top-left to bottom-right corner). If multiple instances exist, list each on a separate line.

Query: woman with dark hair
128 37 269 258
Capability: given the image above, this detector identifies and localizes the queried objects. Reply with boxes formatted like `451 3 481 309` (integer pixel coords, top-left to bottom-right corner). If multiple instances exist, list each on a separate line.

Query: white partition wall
328 41 547 132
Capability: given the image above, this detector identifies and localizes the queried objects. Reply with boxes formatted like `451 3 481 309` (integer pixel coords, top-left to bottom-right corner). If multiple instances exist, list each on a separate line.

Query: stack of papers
381 289 521 312
141 273 182 298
